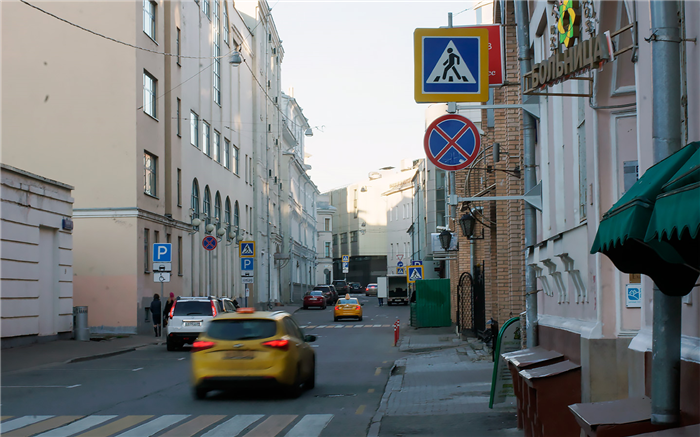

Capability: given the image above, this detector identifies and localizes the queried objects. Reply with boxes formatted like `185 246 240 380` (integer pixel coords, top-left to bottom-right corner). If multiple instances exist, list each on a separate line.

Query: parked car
333 280 349 294
349 282 363 292
313 285 334 304
303 290 327 310
327 285 339 302
165 296 224 351
190 307 317 399
365 283 378 296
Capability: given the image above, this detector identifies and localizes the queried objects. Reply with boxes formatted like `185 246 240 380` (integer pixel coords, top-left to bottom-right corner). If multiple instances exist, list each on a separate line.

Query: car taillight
211 301 217 317
169 300 176 319
262 339 289 350
192 340 216 352
335 306 340 310
356 306 361 310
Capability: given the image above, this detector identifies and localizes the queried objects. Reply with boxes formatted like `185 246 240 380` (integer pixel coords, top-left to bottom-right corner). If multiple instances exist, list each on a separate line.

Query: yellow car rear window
338 299 358 305
206 319 277 340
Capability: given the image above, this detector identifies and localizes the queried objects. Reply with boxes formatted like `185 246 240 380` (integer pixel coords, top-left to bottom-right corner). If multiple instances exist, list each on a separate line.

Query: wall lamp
459 213 484 240
439 229 453 251
229 47 242 66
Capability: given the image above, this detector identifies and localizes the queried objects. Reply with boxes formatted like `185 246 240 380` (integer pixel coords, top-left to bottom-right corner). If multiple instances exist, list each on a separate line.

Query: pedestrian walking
378 295 384 307
162 292 175 328
150 294 162 337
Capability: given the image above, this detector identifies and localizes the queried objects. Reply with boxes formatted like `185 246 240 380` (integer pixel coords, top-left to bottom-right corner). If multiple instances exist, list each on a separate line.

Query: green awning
591 142 700 296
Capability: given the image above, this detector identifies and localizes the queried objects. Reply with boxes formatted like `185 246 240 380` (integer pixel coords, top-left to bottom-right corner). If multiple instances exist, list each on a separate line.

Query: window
203 121 210 156
144 152 157 196
176 98 181 136
202 0 210 19
212 0 221 105
213 130 221 163
223 1 229 45
176 27 181 65
340 233 347 244
325 242 331 257
225 197 231 236
191 179 200 218
143 0 156 41
144 228 150 272
245 154 248 183
177 236 183 275
203 186 211 222
224 139 230 169
350 231 358 243
332 234 337 245
325 218 331 231
143 71 157 118
154 230 159 243
166 233 171 243
214 192 222 230
190 111 199 148
233 145 239 174
234 201 240 233
177 168 181 206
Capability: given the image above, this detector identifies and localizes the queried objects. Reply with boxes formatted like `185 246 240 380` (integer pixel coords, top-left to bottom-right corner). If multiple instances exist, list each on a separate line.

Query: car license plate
224 351 254 360
184 321 202 327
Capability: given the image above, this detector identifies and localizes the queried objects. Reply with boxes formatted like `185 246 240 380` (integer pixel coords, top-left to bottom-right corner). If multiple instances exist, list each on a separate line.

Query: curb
66 341 162 364
367 359 406 437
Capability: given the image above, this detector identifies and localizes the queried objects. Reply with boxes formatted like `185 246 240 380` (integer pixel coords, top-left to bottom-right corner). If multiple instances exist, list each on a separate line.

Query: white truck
377 275 409 305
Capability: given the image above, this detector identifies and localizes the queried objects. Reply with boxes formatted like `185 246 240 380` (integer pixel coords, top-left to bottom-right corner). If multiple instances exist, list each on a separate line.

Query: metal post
650 0 682 425
208 250 213 296
515 0 538 348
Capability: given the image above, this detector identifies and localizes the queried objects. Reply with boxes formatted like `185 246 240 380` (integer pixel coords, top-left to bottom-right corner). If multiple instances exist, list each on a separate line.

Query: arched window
225 197 232 238
234 201 240 233
203 186 211 222
191 179 200 218
214 192 222 229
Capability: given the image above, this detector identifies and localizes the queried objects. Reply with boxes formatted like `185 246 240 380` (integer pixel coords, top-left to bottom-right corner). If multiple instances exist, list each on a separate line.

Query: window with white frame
223 1 229 45
143 71 157 118
350 231 358 243
213 130 221 163
176 98 181 136
190 111 199 148
202 0 210 19
144 151 157 196
176 27 181 65
212 0 221 105
233 145 239 174
224 139 230 169
324 218 331 231
203 121 210 156
143 0 156 41
324 242 331 257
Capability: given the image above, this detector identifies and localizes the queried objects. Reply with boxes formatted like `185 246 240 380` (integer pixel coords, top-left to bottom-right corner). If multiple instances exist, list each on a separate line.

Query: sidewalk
370 326 521 437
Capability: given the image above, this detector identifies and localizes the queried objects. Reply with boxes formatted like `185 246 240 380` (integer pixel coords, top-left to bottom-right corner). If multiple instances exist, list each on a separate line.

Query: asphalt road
1 294 409 437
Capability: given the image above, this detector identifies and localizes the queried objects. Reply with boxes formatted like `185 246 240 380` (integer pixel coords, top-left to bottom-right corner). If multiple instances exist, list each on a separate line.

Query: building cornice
73 207 194 231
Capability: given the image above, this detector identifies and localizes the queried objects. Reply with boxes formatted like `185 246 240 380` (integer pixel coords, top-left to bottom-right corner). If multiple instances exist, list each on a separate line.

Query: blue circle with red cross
424 114 481 171
202 235 217 251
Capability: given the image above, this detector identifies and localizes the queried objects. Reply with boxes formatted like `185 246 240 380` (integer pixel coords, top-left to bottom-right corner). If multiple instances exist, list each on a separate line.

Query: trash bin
73 306 90 341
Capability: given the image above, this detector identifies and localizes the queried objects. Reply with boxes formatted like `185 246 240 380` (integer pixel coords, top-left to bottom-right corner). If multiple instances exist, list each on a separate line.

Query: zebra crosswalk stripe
4 416 81 437
284 414 333 437
115 415 190 437
34 415 117 437
75 416 151 437
245 415 296 437
200 415 263 436
1 416 54 433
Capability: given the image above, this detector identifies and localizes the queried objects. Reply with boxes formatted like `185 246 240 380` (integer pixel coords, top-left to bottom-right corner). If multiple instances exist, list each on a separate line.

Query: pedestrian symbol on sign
429 42 475 84
240 242 255 257
407 266 424 283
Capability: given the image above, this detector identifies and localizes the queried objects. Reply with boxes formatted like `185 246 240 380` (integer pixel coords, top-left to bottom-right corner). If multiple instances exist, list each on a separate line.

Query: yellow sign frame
407 265 424 283
414 27 489 103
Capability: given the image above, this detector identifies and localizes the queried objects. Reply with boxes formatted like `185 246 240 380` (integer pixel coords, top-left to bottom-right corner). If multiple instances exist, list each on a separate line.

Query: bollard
393 319 400 346
73 306 90 341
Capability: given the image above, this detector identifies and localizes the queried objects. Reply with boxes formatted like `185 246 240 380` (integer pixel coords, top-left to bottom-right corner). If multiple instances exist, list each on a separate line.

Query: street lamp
459 213 475 238
439 229 452 251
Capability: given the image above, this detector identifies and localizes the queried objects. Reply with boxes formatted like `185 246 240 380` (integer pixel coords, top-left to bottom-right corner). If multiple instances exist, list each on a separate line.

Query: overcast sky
271 1 480 193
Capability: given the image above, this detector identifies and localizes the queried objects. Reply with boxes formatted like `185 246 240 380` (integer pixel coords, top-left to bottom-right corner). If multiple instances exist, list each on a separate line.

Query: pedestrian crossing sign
414 27 489 103
240 241 255 257
407 265 424 283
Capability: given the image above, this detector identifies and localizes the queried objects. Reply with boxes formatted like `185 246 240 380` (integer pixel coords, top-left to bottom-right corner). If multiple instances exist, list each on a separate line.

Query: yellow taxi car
333 294 363 322
190 308 316 399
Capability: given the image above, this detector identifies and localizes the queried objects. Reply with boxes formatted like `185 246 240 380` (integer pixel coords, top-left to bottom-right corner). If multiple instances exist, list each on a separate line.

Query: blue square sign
153 243 172 263
241 258 254 271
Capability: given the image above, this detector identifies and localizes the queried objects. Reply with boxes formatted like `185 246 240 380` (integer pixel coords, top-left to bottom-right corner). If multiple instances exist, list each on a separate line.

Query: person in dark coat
162 292 175 328
150 294 162 337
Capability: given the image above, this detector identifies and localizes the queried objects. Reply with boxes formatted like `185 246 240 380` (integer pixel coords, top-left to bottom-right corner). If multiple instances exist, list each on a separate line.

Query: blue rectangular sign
241 258 254 271
153 243 172 263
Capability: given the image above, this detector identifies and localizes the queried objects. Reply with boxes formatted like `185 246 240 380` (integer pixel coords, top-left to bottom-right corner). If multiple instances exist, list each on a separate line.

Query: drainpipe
514 0 538 348
650 0 683 426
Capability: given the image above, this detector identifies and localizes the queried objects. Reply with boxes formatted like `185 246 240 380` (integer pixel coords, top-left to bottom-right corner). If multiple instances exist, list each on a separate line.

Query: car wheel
322 304 326 310
358 316 363 321
166 338 178 351
303 306 308 310
193 386 208 400
288 365 304 398
334 316 338 322
306 357 316 389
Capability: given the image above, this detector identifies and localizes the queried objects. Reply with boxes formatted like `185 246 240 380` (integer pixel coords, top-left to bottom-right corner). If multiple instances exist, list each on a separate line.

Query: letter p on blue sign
153 243 172 263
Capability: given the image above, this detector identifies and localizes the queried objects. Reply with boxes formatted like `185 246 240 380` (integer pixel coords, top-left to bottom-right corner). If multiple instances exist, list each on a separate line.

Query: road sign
407 266 424 283
397 261 404 267
397 267 405 275
153 262 172 272
202 235 217 251
412 260 423 266
414 27 489 103
424 114 481 171
342 255 349 263
242 276 254 284
456 24 504 86
240 241 255 257
396 254 404 261
241 258 254 272
153 243 172 263
153 272 171 283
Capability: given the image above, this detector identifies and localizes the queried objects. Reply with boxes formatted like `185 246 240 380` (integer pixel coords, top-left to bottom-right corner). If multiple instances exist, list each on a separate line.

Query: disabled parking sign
414 27 489 103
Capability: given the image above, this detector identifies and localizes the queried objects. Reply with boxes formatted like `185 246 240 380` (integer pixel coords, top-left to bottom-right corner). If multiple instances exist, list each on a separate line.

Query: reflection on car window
309 291 323 296
206 319 277 340
338 299 358 304
173 301 212 316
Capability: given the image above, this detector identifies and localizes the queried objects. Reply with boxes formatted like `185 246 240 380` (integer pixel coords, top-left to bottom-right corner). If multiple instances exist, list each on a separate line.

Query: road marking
74 415 151 436
316 325 327 328
354 325 364 328
382 325 391 327
201 414 263 436
34 415 116 437
1 416 54 433
178 357 186 360
334 325 344 328
132 368 143 372
368 388 375 393
0 417 12 422
311 345 319 348
355 405 366 415
115 415 190 436
306 325 317 329
246 415 296 437
344 326 354 328
4 416 81 437
160 415 226 437
284 414 333 437
383 361 388 364
2 385 81 389
373 325 381 327
375 367 382 376
364 325 373 328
